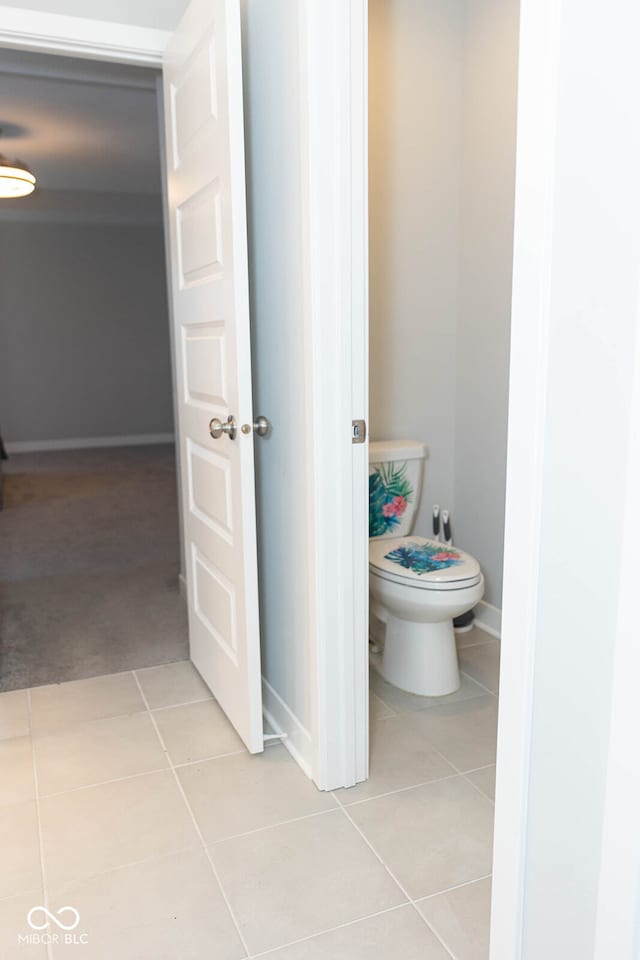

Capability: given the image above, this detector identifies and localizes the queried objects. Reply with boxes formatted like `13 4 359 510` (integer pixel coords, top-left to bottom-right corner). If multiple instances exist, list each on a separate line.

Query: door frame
301 0 369 790
487 0 558 951
0 4 168 64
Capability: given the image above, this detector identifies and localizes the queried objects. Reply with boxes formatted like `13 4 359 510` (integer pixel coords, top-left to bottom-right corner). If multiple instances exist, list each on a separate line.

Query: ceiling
0 49 163 222
0 0 190 30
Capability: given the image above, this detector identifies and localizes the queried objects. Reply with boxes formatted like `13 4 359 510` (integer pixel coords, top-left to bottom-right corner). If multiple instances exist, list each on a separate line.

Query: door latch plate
352 419 367 444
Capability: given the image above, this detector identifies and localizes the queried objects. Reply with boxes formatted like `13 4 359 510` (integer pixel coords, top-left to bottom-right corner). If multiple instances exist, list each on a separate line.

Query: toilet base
376 614 461 697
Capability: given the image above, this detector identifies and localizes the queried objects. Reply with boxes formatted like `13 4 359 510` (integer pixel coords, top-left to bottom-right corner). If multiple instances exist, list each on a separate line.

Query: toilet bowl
369 536 484 695
369 441 485 697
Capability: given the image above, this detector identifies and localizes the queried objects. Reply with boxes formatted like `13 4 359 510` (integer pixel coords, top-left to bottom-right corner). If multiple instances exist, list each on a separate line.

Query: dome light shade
0 155 36 198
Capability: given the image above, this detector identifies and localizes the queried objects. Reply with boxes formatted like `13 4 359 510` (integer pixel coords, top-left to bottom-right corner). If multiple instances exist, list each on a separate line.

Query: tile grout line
35 742 249 802
247 902 410 959
174 746 246 769
37 766 170 801
459 670 497 698
369 693 398 717
248 866 494 958
460 772 495 805
28 694 216 738
32 769 335 887
29 707 153 736
30 707 150 732
373 688 493 719
30 844 208 900
330 742 495 813
437 750 496 806
460 762 496 804
456 638 499 650
333 770 462 808
27 688 53 960
132 670 252 959
418 872 493 902
39 753 339 845
210 806 340 848
463 762 495 774
150 694 214 713
331 792 458 960
23 811 343 907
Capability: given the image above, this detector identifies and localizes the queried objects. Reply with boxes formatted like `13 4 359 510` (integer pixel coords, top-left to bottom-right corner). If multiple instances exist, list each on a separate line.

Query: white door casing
301 0 370 791
162 0 263 753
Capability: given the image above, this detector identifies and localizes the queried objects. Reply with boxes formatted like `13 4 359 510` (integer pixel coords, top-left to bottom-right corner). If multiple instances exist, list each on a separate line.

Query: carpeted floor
0 445 188 691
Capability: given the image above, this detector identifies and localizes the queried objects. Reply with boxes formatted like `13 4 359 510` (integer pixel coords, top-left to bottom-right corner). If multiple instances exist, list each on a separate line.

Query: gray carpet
0 445 188 691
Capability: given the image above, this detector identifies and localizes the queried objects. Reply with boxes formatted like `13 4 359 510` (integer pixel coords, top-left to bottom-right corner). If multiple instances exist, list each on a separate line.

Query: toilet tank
369 440 427 539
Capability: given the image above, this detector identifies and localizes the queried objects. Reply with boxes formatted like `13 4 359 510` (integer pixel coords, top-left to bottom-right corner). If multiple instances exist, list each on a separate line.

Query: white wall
368 0 519 608
369 0 462 540
518 2 640 953
455 0 519 606
491 0 640 956
0 220 174 445
241 0 314 764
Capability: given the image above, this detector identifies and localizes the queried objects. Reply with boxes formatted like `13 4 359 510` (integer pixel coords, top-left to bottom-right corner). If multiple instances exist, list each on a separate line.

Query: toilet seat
369 536 481 591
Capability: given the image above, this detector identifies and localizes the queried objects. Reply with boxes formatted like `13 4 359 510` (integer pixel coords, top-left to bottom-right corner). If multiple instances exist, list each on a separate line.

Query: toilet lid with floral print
369 536 481 586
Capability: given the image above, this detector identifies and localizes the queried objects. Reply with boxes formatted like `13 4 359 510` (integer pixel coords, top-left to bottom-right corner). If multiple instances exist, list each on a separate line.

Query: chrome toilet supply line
442 509 452 546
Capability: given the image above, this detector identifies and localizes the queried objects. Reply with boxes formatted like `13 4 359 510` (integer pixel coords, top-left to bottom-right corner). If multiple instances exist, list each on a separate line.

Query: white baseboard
5 433 175 454
473 600 502 639
262 677 314 780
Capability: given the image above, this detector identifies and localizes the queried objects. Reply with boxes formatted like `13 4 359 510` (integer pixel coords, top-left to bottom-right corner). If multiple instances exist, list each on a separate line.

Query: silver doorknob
240 416 272 437
209 415 237 440
253 415 271 438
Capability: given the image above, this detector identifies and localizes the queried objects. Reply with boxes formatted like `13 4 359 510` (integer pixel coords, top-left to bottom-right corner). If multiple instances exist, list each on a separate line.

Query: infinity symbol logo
27 906 80 931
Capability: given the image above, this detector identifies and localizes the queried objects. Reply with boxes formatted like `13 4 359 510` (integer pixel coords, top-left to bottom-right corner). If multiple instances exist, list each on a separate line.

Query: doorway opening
0 48 187 691
363 0 519 953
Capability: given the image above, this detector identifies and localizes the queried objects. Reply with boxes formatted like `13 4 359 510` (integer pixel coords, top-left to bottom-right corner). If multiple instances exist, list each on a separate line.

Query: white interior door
162 0 263 753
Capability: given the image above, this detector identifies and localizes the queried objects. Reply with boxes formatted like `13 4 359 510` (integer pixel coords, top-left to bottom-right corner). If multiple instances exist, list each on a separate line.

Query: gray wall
369 0 519 608
455 0 519 606
242 0 312 733
0 220 174 445
369 0 462 541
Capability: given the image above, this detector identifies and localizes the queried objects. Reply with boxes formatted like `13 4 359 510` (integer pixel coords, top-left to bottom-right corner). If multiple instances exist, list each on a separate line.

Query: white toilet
369 440 485 696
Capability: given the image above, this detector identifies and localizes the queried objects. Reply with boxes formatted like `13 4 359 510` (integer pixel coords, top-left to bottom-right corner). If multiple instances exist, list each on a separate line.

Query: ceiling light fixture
0 154 36 198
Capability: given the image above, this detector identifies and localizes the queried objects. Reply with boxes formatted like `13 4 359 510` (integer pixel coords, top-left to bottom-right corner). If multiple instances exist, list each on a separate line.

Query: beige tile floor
0 629 499 960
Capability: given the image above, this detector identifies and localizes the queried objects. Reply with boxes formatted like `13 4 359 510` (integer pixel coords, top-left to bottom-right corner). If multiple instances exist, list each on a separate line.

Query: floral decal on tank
385 541 463 576
369 462 413 536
